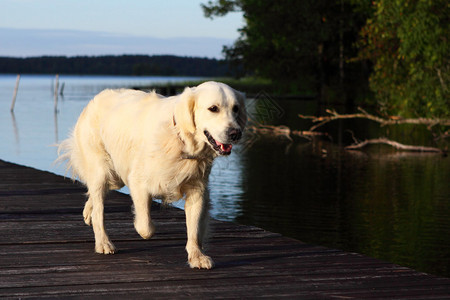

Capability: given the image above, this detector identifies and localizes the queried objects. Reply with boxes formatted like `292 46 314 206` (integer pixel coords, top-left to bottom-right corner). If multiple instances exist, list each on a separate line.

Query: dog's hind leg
83 198 93 226
83 170 123 226
88 181 116 254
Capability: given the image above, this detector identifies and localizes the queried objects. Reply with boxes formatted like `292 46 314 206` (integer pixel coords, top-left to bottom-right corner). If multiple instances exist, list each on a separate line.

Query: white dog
57 81 246 269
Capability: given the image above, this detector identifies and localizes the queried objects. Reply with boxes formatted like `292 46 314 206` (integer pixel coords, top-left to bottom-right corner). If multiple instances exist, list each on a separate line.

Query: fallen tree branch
299 107 450 131
345 138 444 153
247 124 446 154
247 124 328 141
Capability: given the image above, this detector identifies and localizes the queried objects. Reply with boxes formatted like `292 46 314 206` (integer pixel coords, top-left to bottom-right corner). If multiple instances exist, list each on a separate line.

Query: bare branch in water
345 138 445 154
299 107 450 131
247 124 328 141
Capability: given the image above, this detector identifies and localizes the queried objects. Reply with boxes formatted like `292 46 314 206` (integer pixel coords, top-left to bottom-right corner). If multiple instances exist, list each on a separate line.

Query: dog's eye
208 105 219 113
232 105 239 113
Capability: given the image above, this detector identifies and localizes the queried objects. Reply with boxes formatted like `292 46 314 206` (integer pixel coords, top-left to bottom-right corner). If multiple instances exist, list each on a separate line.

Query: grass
135 77 316 97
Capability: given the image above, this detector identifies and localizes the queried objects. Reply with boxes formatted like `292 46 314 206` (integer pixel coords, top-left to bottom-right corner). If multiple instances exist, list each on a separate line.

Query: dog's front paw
134 220 156 240
188 253 214 269
95 240 116 254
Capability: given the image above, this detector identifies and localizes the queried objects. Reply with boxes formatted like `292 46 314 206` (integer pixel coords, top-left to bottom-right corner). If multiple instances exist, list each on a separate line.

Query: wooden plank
0 159 449 299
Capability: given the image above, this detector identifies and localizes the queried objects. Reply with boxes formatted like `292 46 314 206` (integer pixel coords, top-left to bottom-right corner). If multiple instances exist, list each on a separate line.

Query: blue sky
0 0 244 57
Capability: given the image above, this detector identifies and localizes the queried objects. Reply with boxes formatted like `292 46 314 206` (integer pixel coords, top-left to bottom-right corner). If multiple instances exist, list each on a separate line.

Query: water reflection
10 112 20 154
210 147 245 221
232 137 449 277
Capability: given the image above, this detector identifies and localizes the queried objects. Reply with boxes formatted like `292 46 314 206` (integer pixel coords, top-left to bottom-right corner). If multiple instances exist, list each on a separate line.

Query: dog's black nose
227 128 242 142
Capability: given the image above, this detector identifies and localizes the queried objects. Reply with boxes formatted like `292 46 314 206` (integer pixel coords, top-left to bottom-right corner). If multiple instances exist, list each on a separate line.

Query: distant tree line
0 55 230 77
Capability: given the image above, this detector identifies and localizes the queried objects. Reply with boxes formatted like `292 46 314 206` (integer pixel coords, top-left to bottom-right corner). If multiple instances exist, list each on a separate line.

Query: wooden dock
1 159 449 299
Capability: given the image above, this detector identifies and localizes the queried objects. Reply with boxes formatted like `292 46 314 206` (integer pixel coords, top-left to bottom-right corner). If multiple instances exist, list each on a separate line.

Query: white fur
57 81 246 269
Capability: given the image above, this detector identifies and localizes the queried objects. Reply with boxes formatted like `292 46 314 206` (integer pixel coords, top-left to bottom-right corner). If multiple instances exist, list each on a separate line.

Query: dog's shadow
211 242 319 269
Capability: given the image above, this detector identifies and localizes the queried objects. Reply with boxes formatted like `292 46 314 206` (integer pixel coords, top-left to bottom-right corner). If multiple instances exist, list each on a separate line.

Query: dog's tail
55 134 78 180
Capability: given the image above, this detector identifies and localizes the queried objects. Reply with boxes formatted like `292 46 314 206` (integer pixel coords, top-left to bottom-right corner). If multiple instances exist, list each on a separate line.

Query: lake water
0 74 449 277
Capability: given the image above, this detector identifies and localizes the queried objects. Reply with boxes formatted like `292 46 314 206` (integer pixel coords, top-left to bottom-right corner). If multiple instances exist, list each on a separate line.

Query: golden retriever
57 81 246 269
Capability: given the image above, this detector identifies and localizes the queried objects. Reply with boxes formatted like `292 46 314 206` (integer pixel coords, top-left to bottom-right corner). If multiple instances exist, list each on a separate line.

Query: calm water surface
0 75 448 277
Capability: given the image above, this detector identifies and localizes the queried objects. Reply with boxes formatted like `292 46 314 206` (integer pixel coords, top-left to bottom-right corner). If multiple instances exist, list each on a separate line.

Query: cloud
0 28 233 58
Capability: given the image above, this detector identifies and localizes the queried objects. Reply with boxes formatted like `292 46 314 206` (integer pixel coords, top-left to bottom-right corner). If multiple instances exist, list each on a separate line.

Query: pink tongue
216 141 232 152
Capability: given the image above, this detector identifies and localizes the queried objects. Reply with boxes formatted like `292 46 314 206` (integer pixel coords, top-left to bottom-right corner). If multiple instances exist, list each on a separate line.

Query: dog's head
174 81 247 156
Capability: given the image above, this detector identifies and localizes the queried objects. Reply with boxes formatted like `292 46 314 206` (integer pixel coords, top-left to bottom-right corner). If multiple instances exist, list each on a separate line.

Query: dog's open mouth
204 130 232 155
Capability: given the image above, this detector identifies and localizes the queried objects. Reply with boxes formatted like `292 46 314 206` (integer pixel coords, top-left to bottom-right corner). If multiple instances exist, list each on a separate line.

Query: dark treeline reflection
234 137 450 277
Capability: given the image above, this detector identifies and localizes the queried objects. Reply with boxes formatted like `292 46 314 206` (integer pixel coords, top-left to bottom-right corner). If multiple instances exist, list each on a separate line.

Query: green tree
202 0 368 99
357 0 449 118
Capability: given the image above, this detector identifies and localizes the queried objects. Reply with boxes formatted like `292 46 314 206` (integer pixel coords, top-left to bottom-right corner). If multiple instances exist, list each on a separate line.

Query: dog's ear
174 87 196 139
